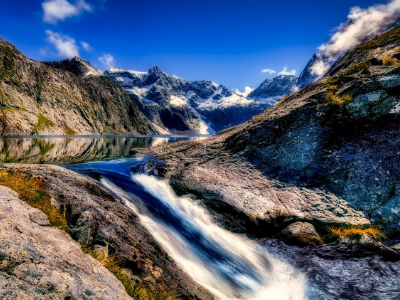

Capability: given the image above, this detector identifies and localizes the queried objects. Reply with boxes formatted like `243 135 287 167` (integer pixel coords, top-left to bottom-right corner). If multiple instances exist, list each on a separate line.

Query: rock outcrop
147 23 400 240
0 185 131 300
0 39 159 135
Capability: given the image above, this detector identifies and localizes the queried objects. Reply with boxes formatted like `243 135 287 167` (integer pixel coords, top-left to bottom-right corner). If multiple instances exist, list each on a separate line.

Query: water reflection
0 136 202 164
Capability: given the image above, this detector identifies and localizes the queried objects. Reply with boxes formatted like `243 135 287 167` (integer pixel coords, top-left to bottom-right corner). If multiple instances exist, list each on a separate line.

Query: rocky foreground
0 164 213 300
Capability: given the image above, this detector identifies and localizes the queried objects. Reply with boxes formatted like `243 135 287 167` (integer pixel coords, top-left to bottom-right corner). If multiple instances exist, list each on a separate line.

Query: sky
0 0 391 90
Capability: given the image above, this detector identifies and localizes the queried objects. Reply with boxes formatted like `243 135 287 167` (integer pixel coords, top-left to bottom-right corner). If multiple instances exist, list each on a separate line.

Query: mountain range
105 67 297 134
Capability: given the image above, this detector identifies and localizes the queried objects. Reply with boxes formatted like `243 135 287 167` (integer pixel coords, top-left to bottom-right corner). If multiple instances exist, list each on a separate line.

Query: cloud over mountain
45 30 79 58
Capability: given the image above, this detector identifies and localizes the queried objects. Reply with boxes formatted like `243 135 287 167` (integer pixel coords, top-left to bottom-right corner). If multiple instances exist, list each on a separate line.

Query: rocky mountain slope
106 67 297 133
296 16 400 90
148 23 400 242
0 39 159 136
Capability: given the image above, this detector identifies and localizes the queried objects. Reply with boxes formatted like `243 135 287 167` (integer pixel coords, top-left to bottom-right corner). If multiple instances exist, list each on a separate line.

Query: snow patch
170 95 187 107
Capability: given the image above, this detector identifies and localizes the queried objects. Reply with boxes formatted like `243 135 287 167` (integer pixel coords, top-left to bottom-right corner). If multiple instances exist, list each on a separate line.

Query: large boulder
0 186 130 300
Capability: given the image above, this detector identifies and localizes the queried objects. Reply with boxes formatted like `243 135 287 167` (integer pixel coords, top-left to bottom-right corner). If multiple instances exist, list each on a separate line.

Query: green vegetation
32 113 55 133
0 170 68 231
64 127 76 135
85 248 180 300
328 225 386 241
325 91 353 107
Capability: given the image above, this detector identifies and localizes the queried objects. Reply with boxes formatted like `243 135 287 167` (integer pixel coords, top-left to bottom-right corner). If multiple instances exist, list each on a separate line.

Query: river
0 135 308 299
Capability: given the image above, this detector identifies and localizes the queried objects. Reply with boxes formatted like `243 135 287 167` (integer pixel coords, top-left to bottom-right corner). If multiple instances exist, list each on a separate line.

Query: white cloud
45 30 79 58
235 86 254 97
80 41 93 52
278 67 297 76
42 0 92 24
319 0 400 57
99 53 115 69
261 69 276 74
310 59 331 76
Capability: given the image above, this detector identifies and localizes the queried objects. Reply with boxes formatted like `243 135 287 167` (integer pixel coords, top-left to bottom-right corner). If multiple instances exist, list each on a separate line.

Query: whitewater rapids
100 171 307 300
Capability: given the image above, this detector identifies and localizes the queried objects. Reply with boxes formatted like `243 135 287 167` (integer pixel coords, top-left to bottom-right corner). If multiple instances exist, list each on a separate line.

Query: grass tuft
64 127 76 135
382 56 400 66
0 170 68 231
325 91 353 107
85 248 179 300
328 225 386 241
32 113 55 133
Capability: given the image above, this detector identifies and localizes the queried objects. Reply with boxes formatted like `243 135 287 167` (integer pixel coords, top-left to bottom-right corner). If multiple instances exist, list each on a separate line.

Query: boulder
278 222 323 246
378 74 400 89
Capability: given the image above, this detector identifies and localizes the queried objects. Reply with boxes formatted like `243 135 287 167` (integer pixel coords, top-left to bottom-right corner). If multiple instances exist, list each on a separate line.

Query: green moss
32 113 55 133
0 170 68 231
325 91 353 106
64 127 76 135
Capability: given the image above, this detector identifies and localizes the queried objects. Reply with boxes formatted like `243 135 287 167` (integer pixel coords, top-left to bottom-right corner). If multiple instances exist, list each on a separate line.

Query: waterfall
101 172 307 300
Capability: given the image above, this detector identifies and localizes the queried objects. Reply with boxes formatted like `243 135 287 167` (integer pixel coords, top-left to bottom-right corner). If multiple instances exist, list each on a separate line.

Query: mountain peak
248 74 298 100
43 57 101 78
148 66 163 75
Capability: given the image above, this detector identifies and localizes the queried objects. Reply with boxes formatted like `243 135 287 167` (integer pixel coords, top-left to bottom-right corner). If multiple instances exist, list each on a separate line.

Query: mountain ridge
0 39 159 136
106 67 297 133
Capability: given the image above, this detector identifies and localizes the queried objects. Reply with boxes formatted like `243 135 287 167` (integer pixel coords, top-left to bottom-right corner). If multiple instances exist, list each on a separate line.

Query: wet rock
278 222 323 246
261 238 400 300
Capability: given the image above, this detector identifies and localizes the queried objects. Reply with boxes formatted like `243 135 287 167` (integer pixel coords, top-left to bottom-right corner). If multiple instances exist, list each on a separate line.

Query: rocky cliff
148 23 400 242
0 39 159 136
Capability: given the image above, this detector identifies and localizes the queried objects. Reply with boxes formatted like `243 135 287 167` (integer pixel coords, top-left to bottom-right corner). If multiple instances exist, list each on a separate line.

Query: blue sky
0 0 386 90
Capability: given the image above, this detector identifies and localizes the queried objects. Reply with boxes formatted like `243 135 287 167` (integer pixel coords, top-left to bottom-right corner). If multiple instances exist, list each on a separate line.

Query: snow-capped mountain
105 67 297 134
249 75 298 100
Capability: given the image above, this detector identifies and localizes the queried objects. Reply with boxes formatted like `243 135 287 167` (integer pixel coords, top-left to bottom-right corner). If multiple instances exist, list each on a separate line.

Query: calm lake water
0 135 205 164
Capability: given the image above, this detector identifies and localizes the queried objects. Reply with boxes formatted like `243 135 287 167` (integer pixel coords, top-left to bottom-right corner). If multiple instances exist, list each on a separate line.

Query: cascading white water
102 174 308 300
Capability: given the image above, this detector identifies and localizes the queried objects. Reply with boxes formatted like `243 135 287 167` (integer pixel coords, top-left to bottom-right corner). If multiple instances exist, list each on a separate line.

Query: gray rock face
42 56 101 78
0 39 159 135
262 239 400 300
0 186 131 300
296 52 331 90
